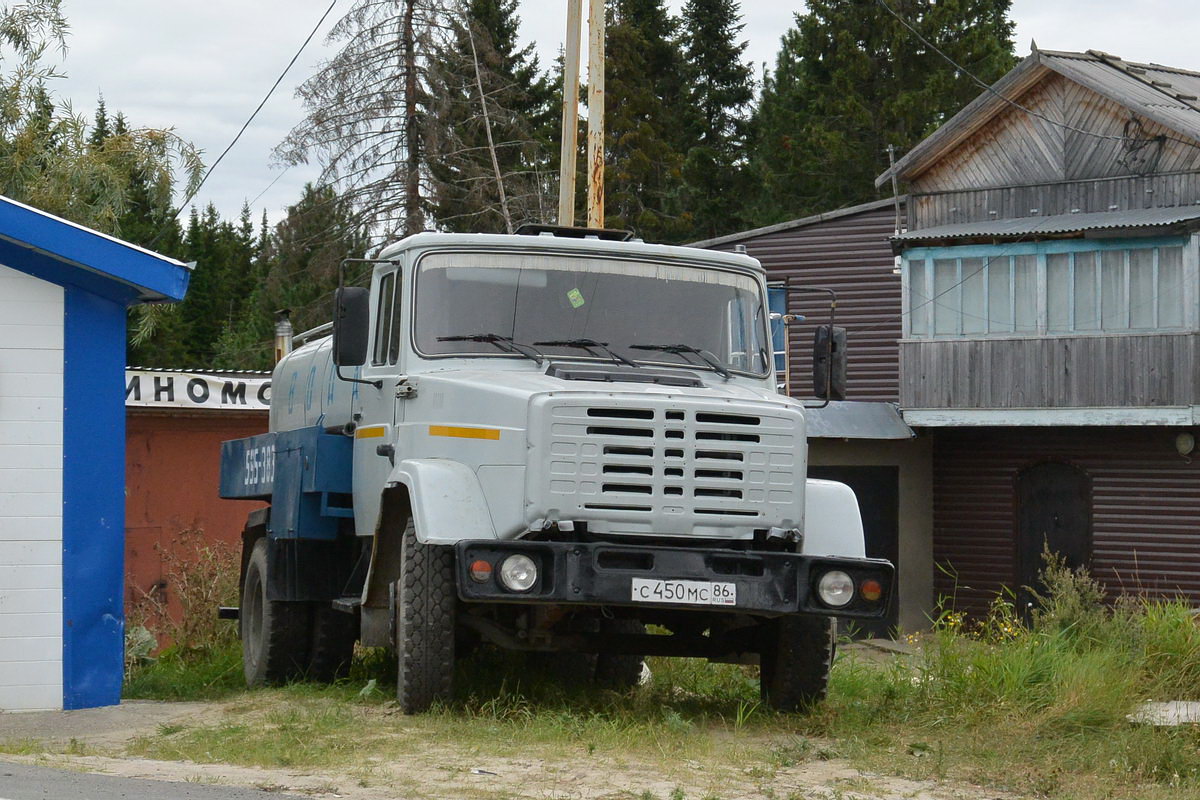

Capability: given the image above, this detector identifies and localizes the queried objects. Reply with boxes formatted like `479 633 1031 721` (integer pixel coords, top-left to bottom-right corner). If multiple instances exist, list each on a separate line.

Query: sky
50 1 1199 229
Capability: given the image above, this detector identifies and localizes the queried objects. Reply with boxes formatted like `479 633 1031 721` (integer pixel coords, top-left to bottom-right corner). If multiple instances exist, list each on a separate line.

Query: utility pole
557 0 583 227
585 0 605 228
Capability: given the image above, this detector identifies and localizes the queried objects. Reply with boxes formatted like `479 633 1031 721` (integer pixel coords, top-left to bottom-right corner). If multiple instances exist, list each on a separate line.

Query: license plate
630 578 737 606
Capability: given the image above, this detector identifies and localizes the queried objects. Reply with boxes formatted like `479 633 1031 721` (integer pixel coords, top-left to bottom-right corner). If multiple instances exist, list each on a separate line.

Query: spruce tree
679 0 754 240
603 0 690 243
216 184 370 369
749 0 1016 224
425 0 556 232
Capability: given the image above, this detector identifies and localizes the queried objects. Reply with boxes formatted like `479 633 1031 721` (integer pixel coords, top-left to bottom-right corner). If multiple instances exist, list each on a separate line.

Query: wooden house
877 47 1200 614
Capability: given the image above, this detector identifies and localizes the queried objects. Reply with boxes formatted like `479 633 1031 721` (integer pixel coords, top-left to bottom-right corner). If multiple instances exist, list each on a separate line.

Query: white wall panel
0 445 60 470
0 612 62 637
0 684 61 712
0 263 63 711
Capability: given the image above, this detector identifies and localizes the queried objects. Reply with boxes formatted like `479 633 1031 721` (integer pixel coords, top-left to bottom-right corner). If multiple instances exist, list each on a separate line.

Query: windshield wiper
629 343 732 380
532 338 640 369
437 333 544 365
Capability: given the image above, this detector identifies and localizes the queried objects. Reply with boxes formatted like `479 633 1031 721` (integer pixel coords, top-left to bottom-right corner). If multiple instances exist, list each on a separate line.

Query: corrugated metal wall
933 427 1200 616
705 203 903 402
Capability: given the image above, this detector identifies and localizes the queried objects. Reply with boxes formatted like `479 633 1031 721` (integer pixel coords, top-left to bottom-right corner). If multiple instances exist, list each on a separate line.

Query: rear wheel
759 615 834 712
240 538 311 686
595 618 645 689
394 518 456 713
306 604 358 682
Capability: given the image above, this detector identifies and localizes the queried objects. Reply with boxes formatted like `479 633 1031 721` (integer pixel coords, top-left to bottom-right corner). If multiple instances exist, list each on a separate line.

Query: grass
119 555 1200 800
808 562 1200 800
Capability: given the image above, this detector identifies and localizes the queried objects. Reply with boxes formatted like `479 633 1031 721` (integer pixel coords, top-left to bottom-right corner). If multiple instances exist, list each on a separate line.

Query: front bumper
455 540 893 618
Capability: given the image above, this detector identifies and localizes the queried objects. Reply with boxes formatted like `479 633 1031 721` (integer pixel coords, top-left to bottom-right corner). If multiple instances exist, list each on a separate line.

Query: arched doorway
1015 461 1092 612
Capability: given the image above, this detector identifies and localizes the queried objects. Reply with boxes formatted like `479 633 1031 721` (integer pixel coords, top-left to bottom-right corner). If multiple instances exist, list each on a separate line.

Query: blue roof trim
0 195 190 303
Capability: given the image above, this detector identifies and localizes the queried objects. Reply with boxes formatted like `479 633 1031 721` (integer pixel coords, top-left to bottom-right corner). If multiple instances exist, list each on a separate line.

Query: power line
249 166 292 208
169 0 339 226
875 0 1200 153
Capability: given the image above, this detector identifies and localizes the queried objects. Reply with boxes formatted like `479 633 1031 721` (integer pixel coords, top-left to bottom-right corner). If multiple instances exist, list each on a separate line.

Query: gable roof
875 47 1200 189
0 194 191 304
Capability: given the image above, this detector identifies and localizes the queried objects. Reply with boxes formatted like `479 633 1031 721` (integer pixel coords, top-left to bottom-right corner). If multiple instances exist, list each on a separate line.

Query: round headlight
817 570 855 608
499 554 538 592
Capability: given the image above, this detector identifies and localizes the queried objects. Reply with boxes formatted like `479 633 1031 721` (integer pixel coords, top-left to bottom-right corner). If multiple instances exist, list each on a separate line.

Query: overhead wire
875 0 1200 153
158 0 340 240
838 0 1200 336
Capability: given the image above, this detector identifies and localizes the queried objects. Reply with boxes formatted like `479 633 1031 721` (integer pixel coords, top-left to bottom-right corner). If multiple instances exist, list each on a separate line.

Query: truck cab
220 228 893 712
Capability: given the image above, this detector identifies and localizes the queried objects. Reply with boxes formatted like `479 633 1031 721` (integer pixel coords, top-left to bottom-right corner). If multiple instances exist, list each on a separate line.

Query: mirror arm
783 284 839 409
337 364 383 389
334 257 398 390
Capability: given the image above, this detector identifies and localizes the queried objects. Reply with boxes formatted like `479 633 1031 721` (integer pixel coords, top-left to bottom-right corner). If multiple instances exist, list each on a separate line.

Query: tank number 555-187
243 444 276 486
631 578 737 606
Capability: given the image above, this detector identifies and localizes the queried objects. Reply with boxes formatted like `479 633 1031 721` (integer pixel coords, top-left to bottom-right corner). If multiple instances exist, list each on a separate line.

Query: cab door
352 266 406 537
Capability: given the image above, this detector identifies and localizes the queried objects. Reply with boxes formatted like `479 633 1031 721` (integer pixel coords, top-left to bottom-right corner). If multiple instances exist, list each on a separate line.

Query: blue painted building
0 195 190 711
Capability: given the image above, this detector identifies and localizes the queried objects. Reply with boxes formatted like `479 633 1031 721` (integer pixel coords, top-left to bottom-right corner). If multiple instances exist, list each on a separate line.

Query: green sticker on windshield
567 287 586 308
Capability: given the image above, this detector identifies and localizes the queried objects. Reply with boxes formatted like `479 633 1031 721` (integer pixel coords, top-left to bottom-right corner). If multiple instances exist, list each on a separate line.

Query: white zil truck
219 226 893 713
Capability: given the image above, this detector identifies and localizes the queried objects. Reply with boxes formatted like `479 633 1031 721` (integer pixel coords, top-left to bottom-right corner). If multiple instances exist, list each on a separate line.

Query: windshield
413 251 771 376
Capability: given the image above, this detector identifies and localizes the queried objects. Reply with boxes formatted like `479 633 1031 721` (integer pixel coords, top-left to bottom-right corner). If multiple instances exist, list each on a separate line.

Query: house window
905 238 1190 338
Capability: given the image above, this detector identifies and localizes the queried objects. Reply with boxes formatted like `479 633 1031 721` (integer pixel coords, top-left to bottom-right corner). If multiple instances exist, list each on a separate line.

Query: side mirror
812 325 847 401
333 286 370 367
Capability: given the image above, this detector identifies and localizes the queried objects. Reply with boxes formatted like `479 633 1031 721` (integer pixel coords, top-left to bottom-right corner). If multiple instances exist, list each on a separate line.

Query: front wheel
240 537 311 686
759 615 834 712
394 519 456 713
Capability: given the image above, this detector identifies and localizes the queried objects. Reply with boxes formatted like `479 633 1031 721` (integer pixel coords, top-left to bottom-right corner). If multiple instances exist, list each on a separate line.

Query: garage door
0 264 64 711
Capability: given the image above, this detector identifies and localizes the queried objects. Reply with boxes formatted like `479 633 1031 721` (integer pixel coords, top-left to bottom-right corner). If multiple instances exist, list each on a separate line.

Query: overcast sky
52 1 1198 228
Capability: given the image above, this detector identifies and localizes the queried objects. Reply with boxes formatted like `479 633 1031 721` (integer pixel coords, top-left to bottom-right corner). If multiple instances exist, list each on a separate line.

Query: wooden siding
706 205 903 402
933 427 1200 617
909 73 1200 229
909 171 1200 230
901 333 1199 409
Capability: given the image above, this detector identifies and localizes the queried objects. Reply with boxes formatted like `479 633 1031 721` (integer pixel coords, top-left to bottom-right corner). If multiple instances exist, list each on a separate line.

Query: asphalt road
0 763 308 800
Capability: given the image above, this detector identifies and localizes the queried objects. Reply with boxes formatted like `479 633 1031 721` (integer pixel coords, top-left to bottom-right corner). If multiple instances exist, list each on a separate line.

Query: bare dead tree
275 0 449 243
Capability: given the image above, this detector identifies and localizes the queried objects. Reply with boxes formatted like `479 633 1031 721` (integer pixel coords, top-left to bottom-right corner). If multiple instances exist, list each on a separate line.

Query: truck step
217 606 239 620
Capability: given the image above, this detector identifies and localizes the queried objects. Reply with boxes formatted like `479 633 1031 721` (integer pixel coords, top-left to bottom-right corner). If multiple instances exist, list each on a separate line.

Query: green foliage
678 0 754 241
603 0 690 243
425 0 557 232
748 0 1017 223
216 184 369 368
825 561 1200 798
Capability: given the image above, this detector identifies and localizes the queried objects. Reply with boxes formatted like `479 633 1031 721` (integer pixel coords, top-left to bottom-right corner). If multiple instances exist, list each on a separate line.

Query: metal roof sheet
893 205 1200 243
876 48 1200 188
1039 50 1200 137
803 401 913 440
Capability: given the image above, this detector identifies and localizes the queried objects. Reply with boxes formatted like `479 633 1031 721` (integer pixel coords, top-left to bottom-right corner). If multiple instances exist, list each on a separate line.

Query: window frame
902 235 1196 340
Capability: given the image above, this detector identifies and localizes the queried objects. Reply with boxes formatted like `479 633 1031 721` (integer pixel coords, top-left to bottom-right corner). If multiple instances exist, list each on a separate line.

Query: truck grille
527 398 804 536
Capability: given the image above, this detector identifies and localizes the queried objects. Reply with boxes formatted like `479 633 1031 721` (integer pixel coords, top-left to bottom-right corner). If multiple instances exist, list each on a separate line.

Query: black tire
306 604 358 682
240 538 312 687
528 650 598 685
395 518 456 713
595 618 645 689
759 615 834 712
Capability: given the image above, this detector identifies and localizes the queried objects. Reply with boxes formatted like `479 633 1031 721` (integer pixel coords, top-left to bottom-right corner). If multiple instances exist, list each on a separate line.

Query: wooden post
586 0 605 228
557 0 583 227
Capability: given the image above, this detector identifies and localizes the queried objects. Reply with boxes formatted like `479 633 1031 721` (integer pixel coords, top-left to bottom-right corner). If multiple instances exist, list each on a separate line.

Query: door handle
376 443 395 465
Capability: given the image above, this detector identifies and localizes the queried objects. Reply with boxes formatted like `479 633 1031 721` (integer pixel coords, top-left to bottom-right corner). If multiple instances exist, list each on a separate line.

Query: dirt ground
0 696 1021 800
